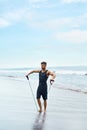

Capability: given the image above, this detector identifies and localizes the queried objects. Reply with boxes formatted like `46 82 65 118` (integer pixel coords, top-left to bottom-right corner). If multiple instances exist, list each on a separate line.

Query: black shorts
37 86 47 100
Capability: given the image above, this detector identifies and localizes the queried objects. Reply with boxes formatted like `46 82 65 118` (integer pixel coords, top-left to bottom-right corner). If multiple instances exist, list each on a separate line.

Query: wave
0 74 25 82
1 73 87 94
0 74 17 78
0 67 87 76
55 70 87 75
53 84 87 95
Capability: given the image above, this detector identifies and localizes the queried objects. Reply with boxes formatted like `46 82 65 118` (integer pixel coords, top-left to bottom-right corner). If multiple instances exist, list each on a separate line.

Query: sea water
0 66 87 94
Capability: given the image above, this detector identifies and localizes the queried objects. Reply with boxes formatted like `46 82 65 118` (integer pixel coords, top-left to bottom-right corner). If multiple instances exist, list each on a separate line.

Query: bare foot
44 109 46 113
38 109 42 113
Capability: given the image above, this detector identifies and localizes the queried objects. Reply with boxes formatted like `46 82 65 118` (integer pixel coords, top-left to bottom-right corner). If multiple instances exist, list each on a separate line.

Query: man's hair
41 61 47 65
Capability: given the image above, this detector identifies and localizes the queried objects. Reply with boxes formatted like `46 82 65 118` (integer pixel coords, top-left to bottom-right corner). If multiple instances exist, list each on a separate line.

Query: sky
0 0 87 68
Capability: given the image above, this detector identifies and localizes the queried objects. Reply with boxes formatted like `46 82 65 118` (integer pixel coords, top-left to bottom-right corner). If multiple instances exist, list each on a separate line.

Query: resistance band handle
26 75 29 80
50 79 54 85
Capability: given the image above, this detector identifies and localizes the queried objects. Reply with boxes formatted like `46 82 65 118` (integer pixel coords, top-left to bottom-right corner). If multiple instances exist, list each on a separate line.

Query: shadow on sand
32 113 46 130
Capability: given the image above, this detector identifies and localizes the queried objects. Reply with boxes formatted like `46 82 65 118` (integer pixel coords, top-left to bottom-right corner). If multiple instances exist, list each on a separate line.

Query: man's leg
43 89 47 113
37 88 42 112
44 100 47 113
37 98 42 112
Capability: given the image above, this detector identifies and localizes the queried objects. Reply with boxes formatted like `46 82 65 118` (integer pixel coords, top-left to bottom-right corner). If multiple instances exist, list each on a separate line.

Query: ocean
0 66 87 94
0 66 87 130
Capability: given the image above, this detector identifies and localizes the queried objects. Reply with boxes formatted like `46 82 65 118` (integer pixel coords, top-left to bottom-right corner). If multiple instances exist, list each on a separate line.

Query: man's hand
26 75 29 80
50 79 54 85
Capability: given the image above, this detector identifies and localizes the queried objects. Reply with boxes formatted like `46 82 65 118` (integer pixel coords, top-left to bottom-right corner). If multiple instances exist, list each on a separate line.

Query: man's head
41 61 47 70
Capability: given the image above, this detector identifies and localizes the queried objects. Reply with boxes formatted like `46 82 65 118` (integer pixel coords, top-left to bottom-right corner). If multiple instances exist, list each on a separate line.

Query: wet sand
0 77 87 130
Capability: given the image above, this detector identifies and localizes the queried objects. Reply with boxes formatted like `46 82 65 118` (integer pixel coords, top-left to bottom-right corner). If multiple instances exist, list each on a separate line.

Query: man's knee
44 99 47 103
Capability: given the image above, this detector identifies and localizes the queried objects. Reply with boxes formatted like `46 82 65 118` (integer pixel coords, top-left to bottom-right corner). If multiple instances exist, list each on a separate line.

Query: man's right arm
26 70 40 77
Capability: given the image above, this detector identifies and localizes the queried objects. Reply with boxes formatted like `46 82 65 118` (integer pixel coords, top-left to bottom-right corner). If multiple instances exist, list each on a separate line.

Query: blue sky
0 0 87 68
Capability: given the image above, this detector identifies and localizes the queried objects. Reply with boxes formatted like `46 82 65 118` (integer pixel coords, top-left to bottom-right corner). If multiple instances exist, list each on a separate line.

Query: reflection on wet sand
33 113 46 130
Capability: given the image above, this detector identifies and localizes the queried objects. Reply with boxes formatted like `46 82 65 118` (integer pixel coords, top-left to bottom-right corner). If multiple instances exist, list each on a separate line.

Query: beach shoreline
0 76 87 130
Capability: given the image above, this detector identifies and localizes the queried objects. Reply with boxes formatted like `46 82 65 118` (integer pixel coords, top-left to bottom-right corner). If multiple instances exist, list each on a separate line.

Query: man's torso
38 70 48 89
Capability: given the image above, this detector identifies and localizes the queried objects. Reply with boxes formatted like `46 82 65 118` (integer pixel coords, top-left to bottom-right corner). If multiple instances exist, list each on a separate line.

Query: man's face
41 64 46 70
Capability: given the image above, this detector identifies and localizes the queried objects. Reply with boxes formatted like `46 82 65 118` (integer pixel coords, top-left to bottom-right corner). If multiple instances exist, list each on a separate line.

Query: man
26 62 56 113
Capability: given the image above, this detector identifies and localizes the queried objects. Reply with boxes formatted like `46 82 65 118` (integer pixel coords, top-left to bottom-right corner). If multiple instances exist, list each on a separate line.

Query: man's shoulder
46 70 50 74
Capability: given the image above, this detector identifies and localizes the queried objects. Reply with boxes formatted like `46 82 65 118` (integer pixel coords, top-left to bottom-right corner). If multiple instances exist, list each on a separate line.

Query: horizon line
0 65 87 69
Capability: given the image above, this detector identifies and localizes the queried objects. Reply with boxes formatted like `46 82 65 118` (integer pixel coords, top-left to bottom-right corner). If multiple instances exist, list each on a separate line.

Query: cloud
29 14 87 30
0 6 87 30
29 18 72 30
55 30 87 44
0 18 10 27
29 0 47 3
0 8 32 28
62 0 87 3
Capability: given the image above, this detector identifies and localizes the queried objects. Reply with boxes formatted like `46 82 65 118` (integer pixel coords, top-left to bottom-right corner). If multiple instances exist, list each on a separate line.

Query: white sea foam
55 70 87 75
53 83 87 94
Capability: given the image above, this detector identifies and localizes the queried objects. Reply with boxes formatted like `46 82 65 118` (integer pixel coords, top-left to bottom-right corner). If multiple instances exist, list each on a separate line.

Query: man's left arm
47 71 56 84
